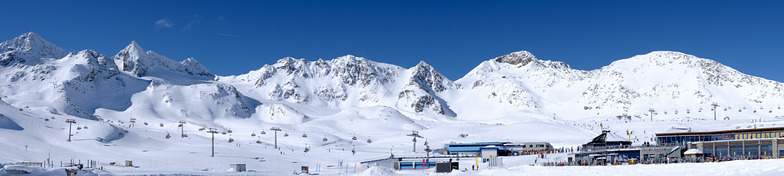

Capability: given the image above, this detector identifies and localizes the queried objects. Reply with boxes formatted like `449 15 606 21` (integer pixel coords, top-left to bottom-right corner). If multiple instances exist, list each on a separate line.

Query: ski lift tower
207 128 219 157
178 121 187 137
129 118 136 127
406 131 423 152
65 119 76 142
270 127 282 149
712 103 719 120
648 108 655 121
424 144 432 168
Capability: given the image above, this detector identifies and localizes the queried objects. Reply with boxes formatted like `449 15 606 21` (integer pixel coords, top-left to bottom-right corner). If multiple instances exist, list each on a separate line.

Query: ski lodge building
656 127 784 159
444 142 554 157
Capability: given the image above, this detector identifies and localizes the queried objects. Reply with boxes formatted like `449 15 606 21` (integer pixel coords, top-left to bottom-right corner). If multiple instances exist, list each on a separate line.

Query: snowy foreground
4 158 784 176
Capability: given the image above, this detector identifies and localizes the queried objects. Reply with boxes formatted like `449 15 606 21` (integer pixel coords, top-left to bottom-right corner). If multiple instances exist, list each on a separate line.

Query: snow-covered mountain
0 32 67 66
454 50 784 120
114 41 214 80
2 32 783 122
220 55 455 117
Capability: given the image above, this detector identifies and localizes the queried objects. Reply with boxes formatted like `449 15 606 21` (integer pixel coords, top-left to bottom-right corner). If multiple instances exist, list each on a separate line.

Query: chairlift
256 139 262 144
302 134 308 138
182 134 188 138
83 126 88 129
304 147 310 153
44 118 49 121
77 127 82 130
251 132 257 137
367 138 372 144
221 132 227 135
199 127 205 131
227 130 233 133
228 138 234 143
165 133 171 139
144 122 148 125
261 130 266 135
284 133 289 137
352 136 357 140
159 123 164 127
322 136 328 142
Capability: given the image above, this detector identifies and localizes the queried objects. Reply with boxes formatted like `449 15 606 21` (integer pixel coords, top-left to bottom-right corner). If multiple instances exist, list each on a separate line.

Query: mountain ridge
1 32 782 122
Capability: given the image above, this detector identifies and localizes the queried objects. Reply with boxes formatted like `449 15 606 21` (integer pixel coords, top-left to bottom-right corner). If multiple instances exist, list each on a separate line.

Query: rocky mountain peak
0 32 68 66
113 41 213 78
494 51 538 66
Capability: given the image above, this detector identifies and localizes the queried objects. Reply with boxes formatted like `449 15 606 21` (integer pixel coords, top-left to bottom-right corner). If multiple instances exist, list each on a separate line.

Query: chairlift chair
284 133 289 137
261 130 266 135
302 134 308 138
165 133 171 139
322 136 328 142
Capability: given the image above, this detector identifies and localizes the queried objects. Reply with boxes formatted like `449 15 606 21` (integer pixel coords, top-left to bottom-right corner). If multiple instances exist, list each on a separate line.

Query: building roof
656 127 784 136
684 149 702 155
588 130 630 144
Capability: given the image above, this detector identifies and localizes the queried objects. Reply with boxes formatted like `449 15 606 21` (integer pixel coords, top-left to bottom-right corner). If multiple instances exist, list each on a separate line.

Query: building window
730 145 743 156
761 145 772 157
745 145 758 157
716 146 728 157
703 147 713 157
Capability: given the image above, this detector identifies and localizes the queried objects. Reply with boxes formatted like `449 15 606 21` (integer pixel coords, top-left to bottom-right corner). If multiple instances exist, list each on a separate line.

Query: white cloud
155 19 174 29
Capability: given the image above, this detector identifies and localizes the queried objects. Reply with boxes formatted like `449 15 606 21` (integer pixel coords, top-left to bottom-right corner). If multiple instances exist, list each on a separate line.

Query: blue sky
2 0 783 81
